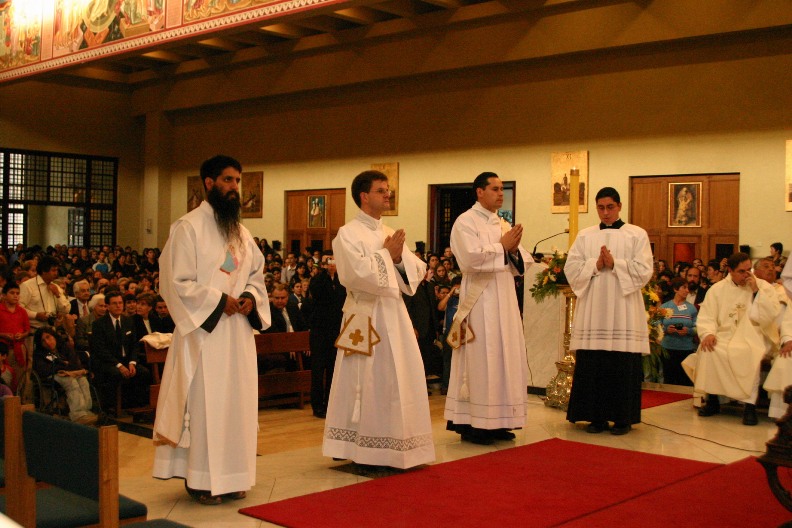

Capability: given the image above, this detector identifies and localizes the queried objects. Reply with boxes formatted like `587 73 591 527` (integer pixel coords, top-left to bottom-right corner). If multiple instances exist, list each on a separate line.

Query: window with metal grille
0 149 118 249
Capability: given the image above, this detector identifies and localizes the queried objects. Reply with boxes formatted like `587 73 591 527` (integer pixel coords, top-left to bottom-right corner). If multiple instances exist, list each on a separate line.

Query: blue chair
1 397 189 527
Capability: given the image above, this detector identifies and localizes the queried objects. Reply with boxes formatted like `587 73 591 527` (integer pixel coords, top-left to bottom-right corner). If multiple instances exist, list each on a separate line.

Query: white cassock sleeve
332 225 426 300
563 235 600 299
612 230 654 296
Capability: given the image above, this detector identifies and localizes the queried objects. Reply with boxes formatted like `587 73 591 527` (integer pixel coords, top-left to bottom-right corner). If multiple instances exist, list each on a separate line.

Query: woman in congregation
33 326 97 424
659 277 697 386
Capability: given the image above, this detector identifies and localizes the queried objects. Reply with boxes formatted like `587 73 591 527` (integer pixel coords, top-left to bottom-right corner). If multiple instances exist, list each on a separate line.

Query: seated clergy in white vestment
684 252 780 426
754 258 792 419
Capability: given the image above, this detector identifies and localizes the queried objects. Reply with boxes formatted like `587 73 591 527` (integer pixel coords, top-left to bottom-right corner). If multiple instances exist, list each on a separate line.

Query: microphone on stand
532 229 570 257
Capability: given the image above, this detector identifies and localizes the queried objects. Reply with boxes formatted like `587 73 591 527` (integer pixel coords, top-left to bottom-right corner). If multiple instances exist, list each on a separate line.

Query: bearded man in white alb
444 172 533 445
323 170 435 469
153 155 270 505
686 252 779 426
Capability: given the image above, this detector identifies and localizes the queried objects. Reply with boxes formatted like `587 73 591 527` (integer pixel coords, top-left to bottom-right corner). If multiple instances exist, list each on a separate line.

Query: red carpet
641 389 692 409
559 456 791 527
240 439 719 528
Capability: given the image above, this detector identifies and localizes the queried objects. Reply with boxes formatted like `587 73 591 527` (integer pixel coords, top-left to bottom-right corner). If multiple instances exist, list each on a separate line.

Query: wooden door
285 189 345 256
629 174 739 266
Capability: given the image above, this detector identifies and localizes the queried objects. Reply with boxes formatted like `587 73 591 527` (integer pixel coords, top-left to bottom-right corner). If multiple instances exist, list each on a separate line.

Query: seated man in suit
259 283 308 373
90 290 152 414
70 280 92 318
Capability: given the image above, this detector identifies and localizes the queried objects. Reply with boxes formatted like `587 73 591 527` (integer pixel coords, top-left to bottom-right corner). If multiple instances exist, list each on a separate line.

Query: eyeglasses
370 189 392 196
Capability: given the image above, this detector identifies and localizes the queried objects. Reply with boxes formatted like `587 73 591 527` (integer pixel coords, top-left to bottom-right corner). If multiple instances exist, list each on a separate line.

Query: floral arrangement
530 252 568 303
642 282 673 381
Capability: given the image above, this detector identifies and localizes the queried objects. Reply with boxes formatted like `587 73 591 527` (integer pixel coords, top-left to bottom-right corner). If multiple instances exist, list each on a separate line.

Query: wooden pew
255 331 312 409
144 342 169 411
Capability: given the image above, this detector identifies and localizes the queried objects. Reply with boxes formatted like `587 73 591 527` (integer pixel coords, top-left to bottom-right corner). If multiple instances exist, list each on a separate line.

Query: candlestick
569 167 579 246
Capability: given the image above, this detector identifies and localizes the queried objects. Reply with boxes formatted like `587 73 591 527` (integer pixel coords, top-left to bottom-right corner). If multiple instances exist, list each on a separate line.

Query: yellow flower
649 291 659 303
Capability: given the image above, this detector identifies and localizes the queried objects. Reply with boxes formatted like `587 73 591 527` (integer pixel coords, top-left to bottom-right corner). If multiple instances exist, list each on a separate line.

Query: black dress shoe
585 422 609 434
698 395 721 417
742 404 758 426
491 429 516 440
461 428 494 445
610 423 631 435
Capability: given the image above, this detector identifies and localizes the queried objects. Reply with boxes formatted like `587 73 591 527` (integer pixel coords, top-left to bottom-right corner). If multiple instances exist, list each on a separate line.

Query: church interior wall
162 49 792 257
0 1 790 258
0 82 143 246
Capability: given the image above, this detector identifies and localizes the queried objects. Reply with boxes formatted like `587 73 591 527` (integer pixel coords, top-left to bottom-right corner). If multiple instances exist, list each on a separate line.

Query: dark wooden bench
255 331 312 409
144 342 169 411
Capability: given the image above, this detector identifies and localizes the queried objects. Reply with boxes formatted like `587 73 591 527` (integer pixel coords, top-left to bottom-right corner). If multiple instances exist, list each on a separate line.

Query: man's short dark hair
105 290 124 305
595 187 621 203
473 172 498 191
123 293 137 303
2 281 19 294
200 155 242 188
726 252 751 271
36 255 60 275
351 170 388 207
707 259 721 271
772 242 784 253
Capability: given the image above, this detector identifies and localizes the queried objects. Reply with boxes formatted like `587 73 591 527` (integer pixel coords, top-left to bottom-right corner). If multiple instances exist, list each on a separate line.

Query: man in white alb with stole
444 172 533 445
323 170 435 469
686 253 780 425
153 155 270 505
565 187 654 436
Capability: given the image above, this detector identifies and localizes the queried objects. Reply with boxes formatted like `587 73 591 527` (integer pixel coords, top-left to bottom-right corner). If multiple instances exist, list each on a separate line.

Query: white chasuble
152 201 270 495
323 211 435 469
444 202 533 429
686 277 779 402
565 224 654 354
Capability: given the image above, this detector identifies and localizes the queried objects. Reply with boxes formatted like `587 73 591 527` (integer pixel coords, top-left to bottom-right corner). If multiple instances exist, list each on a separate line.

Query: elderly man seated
684 252 780 425
755 258 792 420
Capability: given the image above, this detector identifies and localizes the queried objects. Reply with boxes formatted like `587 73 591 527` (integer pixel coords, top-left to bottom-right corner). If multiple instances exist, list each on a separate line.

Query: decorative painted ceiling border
0 0 344 84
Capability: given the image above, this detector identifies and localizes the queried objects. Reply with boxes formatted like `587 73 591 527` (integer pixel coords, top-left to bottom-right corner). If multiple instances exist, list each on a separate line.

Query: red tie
82 303 88 317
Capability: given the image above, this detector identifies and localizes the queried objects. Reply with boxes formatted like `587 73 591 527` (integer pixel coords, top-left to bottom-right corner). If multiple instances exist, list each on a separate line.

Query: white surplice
323 211 435 469
152 201 270 496
565 224 654 354
763 283 792 418
685 277 779 403
444 202 532 430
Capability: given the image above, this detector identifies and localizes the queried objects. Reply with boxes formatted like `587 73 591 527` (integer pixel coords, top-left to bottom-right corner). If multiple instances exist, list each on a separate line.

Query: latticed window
0 149 118 249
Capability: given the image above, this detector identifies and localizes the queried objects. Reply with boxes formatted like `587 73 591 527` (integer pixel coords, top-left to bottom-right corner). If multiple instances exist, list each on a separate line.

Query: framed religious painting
551 151 588 213
308 195 327 228
371 162 399 216
187 176 204 212
241 171 263 219
668 182 701 227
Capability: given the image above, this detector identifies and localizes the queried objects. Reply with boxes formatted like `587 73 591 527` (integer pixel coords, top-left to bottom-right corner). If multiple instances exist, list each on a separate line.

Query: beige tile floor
119 386 779 527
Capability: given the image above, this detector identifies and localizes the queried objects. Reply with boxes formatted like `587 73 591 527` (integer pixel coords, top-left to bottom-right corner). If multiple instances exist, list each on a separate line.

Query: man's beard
687 281 699 292
207 186 242 242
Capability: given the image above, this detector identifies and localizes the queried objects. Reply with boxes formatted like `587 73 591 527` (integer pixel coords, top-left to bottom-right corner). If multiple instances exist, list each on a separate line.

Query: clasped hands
500 224 523 254
224 296 254 317
117 363 137 379
596 245 614 270
384 229 406 264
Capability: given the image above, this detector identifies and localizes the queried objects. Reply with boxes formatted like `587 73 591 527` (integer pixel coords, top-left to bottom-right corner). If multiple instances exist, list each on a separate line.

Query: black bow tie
600 219 625 230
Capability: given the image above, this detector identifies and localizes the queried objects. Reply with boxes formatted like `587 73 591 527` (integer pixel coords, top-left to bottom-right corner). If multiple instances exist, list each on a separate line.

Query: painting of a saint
308 195 326 228
187 175 204 212
668 182 701 227
240 171 262 218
